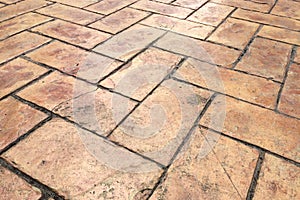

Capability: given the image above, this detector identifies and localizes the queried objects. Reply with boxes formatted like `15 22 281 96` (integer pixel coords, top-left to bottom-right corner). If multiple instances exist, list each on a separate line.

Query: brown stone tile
37 3 103 25
295 49 300 64
0 166 41 199
0 58 49 98
131 0 193 19
32 20 111 49
109 80 212 165
188 2 234 26
211 0 274 12
208 18 259 49
236 37 291 82
0 0 50 22
258 26 300 45
94 24 165 61
100 48 181 100
175 58 280 108
253 154 300 200
1 0 20 3
151 127 259 199
89 7 149 34
232 9 300 31
86 0 137 15
278 63 300 118
155 32 241 67
200 95 300 162
141 14 214 39
172 0 207 9
3 118 163 199
0 12 51 40
54 0 98 8
0 31 50 64
26 41 122 83
271 0 300 20
0 97 48 151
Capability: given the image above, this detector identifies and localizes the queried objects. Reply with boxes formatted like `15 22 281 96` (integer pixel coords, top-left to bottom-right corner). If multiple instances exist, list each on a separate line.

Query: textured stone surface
295 49 300 63
0 166 42 199
151 127 259 199
278 63 300 118
32 20 111 49
3 118 163 199
172 0 207 9
211 0 274 12
86 0 137 15
53 0 98 8
236 37 291 82
208 18 259 49
253 154 300 200
271 0 300 20
200 95 300 162
0 97 48 151
258 26 300 45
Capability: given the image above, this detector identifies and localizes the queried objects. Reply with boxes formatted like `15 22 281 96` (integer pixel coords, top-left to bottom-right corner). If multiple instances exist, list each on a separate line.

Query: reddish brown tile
0 97 48 151
32 20 111 49
86 0 137 15
172 0 207 9
211 0 274 12
54 0 98 8
271 0 300 20
295 49 300 63
258 26 300 45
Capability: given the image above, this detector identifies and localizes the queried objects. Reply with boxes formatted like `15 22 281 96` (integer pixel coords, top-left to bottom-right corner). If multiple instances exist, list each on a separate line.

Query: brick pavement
0 0 299 199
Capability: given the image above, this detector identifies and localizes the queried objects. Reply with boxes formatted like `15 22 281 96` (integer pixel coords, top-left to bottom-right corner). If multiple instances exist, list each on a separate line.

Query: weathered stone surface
53 0 98 8
211 0 274 12
258 26 300 45
172 0 207 9
271 0 300 20
86 0 137 15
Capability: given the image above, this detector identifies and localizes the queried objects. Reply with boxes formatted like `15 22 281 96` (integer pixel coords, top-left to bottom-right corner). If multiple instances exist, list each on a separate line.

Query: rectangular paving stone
174 58 280 108
278 63 300 119
0 31 51 64
32 20 111 49
109 79 212 165
37 3 103 25
271 0 300 20
150 127 259 199
172 0 207 9
86 0 137 15
89 7 149 34
0 12 51 40
131 0 193 19
236 37 291 82
232 9 300 31
0 0 50 22
253 154 300 200
0 97 48 151
26 41 123 83
0 166 42 199
200 95 300 162
0 58 49 98
53 0 98 8
211 0 274 12
208 18 259 49
2 118 163 199
100 47 182 101
188 2 234 26
258 26 300 45
94 24 165 61
141 14 214 39
155 32 241 67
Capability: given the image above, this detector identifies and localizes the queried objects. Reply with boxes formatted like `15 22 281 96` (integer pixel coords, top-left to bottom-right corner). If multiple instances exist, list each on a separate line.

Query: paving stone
253 154 300 200
100 48 181 101
89 7 149 34
131 0 193 19
0 12 51 40
155 32 241 67
0 97 48 151
0 31 50 64
232 9 300 31
295 49 300 63
86 0 137 15
1 0 20 4
258 26 300 45
200 95 300 162
278 63 300 118
172 0 207 9
37 3 103 25
211 0 274 12
208 18 259 49
109 79 212 165
271 0 300 20
188 2 234 26
3 118 163 199
94 24 165 61
0 58 49 98
0 0 50 22
32 20 111 49
0 166 42 199
236 37 291 82
150 127 259 199
26 41 122 83
53 0 98 8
